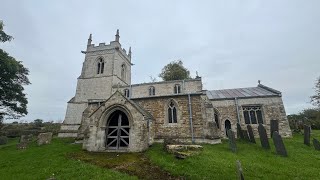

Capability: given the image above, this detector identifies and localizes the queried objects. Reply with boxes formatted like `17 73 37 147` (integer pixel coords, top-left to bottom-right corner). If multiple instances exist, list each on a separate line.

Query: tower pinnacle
115 29 120 42
128 47 132 58
87 33 92 46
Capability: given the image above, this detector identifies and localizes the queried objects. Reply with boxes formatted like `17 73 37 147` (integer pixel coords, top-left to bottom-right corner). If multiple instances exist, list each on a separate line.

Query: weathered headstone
258 124 270 149
227 129 237 153
20 134 33 143
16 141 28 149
270 120 279 137
242 130 250 142
0 136 8 145
247 125 256 144
37 132 53 145
236 160 245 180
237 123 244 139
304 125 311 146
313 138 320 151
272 131 288 157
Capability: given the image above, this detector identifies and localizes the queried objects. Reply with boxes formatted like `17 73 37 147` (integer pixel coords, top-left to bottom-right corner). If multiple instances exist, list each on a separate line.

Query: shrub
0 136 8 145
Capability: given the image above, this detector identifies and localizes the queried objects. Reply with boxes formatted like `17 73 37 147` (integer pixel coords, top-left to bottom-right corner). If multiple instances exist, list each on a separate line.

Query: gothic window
97 58 104 74
242 106 263 124
174 84 181 94
168 100 177 123
214 109 220 129
121 64 126 80
149 86 155 96
124 89 130 98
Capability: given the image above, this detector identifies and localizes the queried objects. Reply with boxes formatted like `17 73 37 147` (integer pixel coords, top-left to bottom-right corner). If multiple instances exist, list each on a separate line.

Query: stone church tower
59 30 132 137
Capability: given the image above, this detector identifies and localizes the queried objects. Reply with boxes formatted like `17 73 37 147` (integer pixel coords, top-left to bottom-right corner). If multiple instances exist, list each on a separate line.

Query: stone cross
258 123 270 149
304 125 311 146
272 131 288 157
313 138 320 151
237 123 244 140
242 130 250 142
227 129 237 153
270 120 279 138
236 160 245 180
247 125 256 144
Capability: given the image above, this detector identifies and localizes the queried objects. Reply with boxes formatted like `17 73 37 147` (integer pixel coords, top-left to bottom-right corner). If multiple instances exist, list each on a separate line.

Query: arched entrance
225 120 231 137
105 110 130 150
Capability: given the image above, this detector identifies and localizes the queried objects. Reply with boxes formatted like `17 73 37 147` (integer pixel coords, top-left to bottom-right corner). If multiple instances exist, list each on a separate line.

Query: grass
0 131 319 179
146 131 320 179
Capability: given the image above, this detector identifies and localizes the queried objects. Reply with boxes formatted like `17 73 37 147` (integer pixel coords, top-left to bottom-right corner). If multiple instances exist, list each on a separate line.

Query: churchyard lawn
0 131 319 179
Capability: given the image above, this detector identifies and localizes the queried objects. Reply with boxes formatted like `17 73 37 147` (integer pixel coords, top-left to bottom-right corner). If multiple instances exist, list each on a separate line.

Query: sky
1 0 319 122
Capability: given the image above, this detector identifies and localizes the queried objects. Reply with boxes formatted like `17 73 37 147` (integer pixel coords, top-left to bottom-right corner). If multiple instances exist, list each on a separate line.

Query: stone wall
211 96 292 138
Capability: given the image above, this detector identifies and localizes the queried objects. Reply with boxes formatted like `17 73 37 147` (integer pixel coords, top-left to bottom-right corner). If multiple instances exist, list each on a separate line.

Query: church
58 30 292 152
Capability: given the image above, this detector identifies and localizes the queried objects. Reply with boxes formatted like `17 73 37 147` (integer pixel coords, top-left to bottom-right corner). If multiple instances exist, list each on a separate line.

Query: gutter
188 93 195 144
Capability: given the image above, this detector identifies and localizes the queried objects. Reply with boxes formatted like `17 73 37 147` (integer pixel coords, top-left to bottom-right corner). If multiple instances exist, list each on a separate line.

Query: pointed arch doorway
105 110 130 150
225 120 231 137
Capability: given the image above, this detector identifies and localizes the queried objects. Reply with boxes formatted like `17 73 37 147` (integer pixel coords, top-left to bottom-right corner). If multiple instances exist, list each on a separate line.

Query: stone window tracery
242 106 263 124
121 64 126 80
124 89 130 98
174 84 181 94
149 86 155 96
97 58 104 74
168 101 177 123
214 109 220 129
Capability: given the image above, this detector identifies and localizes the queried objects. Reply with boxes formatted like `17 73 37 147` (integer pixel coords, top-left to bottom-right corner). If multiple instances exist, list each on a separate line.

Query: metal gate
106 110 130 150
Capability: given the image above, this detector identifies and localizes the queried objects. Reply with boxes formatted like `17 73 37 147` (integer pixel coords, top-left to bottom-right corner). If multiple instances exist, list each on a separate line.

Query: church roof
206 84 282 100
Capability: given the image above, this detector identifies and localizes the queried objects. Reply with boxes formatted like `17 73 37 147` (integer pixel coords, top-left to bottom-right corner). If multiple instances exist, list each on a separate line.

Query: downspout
235 97 240 123
182 80 185 93
129 84 132 99
188 93 195 144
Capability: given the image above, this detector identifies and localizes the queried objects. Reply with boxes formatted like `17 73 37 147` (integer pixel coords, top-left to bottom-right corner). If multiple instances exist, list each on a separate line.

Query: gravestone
20 134 33 143
304 125 311 146
16 141 28 150
242 130 250 142
236 160 245 180
0 136 8 145
37 132 53 146
270 120 279 137
313 138 320 151
247 125 256 144
227 130 237 153
258 124 270 149
237 123 244 139
272 131 288 157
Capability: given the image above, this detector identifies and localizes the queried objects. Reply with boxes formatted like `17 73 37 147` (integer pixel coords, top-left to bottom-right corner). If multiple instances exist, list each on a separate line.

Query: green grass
146 131 320 179
0 138 136 180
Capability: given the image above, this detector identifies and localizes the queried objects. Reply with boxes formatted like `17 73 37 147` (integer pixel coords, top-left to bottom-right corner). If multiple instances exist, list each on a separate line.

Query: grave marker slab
247 125 256 144
258 124 270 149
37 132 53 146
313 138 320 151
272 131 288 157
304 125 311 146
227 130 237 153
237 123 244 139
242 130 250 142
20 134 33 143
270 120 279 137
236 160 245 180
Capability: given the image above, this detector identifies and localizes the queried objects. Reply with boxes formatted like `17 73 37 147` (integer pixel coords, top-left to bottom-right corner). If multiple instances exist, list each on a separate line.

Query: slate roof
206 84 282 100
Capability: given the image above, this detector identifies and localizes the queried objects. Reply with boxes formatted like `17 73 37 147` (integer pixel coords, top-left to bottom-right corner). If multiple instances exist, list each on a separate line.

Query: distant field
0 131 319 179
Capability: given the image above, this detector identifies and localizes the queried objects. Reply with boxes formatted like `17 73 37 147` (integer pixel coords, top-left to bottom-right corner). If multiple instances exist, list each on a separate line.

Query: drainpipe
235 97 240 124
182 80 185 93
129 84 132 99
188 93 195 144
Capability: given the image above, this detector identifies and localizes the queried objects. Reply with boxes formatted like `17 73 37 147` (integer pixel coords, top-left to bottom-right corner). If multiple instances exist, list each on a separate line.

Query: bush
0 136 8 145
6 129 22 138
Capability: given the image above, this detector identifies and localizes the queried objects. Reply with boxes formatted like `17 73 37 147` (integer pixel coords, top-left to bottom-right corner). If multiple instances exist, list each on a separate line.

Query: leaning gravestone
237 123 244 140
236 160 245 180
242 130 250 142
227 129 237 153
258 124 270 149
313 138 320 151
20 134 33 143
247 125 256 144
272 131 288 157
270 120 279 137
37 132 53 146
304 125 311 146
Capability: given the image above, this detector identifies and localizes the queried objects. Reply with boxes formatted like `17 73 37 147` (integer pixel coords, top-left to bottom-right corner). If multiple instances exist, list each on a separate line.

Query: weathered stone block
37 132 53 146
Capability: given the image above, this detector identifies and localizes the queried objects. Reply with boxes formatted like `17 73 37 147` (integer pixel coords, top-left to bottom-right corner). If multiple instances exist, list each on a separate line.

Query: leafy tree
33 119 43 127
287 108 320 130
311 76 320 107
0 21 30 125
159 60 191 81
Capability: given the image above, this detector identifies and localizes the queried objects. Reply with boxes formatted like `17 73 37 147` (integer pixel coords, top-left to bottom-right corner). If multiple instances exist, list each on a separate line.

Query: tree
0 21 30 125
311 76 320 107
33 119 43 127
159 60 191 81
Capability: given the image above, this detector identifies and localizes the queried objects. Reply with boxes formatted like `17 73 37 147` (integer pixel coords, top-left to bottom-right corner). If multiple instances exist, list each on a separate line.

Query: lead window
242 106 263 124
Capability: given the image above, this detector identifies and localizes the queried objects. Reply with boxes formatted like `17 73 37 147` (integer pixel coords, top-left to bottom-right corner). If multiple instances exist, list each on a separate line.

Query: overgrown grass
0 138 135 180
146 131 320 179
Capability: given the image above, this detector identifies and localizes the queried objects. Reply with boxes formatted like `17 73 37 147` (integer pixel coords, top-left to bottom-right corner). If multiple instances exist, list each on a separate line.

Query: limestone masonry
58 30 292 152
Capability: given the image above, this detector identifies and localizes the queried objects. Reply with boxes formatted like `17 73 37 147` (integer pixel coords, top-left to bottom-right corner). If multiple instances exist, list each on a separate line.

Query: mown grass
0 138 135 180
146 130 320 179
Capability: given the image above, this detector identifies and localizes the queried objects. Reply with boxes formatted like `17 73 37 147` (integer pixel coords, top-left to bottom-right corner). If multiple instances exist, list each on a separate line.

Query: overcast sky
1 0 319 122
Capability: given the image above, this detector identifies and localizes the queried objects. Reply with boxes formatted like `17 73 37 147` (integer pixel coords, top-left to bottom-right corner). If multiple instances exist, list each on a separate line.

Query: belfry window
168 101 177 123
97 58 104 74
242 106 263 124
149 86 155 96
121 64 126 80
124 89 130 98
174 84 181 94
